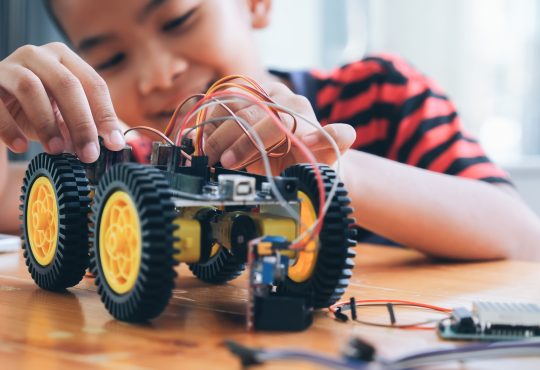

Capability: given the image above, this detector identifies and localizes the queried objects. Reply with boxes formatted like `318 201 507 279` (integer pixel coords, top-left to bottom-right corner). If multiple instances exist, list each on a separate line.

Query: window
257 0 540 162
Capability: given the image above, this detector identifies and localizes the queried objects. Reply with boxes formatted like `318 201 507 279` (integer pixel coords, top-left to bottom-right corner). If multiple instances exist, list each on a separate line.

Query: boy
1 0 539 260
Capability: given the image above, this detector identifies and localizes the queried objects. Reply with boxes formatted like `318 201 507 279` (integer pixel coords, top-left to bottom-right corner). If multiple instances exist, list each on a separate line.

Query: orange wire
192 76 292 156
328 299 451 330
124 126 174 145
329 299 452 314
190 92 297 169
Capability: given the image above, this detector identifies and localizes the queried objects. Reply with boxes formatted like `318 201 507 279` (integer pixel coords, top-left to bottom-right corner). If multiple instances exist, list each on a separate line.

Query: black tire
20 153 90 291
90 163 176 322
189 247 246 284
276 164 357 309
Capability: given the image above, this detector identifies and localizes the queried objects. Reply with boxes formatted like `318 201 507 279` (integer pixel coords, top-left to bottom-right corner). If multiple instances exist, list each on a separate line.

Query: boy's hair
42 0 69 42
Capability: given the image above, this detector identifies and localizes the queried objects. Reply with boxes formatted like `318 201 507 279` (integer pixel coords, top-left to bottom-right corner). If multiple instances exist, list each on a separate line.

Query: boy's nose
138 51 188 95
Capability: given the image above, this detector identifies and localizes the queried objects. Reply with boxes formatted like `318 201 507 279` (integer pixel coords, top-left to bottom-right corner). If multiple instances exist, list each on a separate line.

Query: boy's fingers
220 118 285 168
203 104 269 165
0 100 28 153
47 43 125 150
301 124 356 155
19 49 99 162
0 64 64 154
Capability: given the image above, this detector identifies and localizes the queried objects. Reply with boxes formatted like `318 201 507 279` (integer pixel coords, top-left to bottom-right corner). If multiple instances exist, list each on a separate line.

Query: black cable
350 297 357 321
387 303 396 325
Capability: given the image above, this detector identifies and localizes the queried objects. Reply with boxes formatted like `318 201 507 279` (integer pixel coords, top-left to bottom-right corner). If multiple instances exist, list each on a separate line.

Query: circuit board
438 302 540 341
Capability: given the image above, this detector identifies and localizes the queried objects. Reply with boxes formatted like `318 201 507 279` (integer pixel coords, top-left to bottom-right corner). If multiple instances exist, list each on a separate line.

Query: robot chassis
20 139 356 331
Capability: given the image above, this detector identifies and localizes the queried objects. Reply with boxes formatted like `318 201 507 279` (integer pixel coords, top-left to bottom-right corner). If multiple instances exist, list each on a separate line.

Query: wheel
189 246 246 284
276 164 356 309
188 211 254 284
20 153 90 290
90 163 176 322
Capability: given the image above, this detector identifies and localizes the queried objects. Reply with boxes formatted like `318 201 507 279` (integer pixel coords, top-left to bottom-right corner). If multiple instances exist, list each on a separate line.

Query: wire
180 88 297 161
386 340 540 370
124 126 175 146
163 94 205 139
329 299 452 330
330 299 452 314
174 75 296 159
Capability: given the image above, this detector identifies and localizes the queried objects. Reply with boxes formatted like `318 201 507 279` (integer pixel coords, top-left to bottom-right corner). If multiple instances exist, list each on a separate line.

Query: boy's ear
247 0 272 29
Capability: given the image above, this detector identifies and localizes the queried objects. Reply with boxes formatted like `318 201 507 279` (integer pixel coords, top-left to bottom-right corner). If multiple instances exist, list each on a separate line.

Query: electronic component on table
247 236 313 332
438 301 540 341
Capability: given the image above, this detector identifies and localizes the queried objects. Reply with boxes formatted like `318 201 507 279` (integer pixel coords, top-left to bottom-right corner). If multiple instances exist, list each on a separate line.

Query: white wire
177 95 344 245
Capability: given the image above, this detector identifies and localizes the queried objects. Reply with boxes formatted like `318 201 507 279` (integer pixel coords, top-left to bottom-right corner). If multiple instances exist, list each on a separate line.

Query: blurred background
2 0 540 213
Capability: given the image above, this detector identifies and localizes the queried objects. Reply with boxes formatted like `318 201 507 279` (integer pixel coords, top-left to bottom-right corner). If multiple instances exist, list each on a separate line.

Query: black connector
350 297 357 321
334 308 349 322
85 137 131 185
450 307 476 334
254 294 312 331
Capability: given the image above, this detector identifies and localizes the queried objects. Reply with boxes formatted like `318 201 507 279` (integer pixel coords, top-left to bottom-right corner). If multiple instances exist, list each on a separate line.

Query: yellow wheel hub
209 243 221 258
288 191 319 283
27 176 58 266
99 191 141 295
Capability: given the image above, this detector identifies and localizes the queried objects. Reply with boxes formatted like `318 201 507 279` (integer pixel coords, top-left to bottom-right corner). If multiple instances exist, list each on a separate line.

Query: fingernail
82 142 99 162
302 133 318 146
47 137 65 154
221 150 237 168
11 138 27 152
109 130 126 148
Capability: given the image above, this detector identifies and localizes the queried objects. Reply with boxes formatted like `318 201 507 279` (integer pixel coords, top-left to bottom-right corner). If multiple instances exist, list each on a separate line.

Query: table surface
1 244 540 370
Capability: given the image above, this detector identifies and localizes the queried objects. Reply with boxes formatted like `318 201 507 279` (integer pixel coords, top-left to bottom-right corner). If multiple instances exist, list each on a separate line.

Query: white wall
255 0 323 70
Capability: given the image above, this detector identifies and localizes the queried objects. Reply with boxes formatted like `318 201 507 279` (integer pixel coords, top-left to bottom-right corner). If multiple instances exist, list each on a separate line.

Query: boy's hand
0 42 125 163
203 82 356 174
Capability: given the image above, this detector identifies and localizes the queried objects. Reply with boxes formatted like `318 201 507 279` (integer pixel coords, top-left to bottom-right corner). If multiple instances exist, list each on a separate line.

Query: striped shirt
274 54 510 185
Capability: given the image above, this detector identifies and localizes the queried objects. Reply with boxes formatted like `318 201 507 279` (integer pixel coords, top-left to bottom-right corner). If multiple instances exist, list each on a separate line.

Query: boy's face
52 0 271 130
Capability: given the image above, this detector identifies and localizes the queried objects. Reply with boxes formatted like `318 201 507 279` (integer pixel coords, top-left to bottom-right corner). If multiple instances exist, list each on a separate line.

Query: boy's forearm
340 150 540 261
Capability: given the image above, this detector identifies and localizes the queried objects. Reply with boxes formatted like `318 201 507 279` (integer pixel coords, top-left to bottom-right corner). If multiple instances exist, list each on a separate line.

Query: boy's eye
162 7 198 32
95 53 125 71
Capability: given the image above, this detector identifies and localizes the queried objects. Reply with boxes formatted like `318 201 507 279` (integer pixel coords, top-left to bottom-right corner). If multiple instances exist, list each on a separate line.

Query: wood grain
1 244 540 369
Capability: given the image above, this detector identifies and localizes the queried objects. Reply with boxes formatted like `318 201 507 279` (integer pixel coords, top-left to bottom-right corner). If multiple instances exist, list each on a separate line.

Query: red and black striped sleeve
311 54 511 185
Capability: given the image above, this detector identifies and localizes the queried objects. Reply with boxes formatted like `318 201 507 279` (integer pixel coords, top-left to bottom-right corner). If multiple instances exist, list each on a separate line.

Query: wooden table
1 244 540 369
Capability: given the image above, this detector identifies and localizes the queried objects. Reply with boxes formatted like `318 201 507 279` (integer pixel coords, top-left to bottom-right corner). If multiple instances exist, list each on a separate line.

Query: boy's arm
341 149 540 260
0 144 26 234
